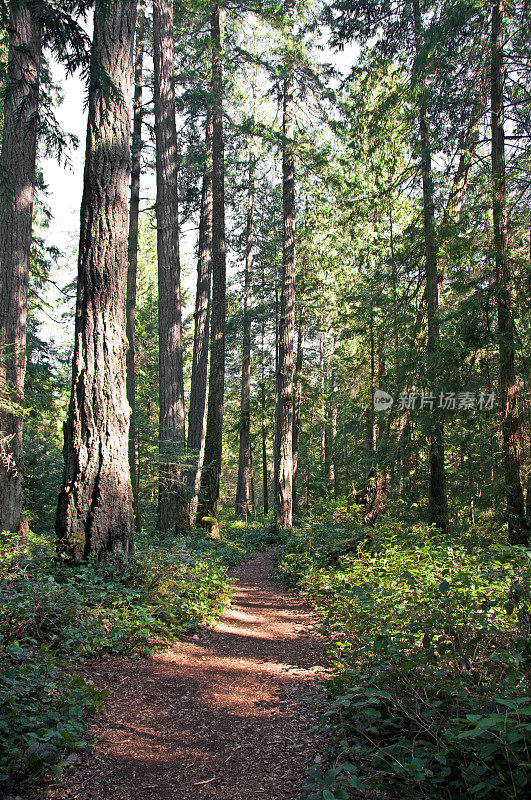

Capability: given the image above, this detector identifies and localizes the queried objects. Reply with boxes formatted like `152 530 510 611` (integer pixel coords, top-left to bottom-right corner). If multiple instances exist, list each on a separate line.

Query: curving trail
35 551 328 800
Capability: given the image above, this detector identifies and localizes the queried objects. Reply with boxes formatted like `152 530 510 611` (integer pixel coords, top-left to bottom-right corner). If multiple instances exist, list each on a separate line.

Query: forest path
36 551 328 800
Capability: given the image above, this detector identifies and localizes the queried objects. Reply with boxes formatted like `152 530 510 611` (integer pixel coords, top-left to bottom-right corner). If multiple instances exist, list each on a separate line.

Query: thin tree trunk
292 311 305 515
249 439 256 516
235 146 256 517
275 0 296 529
56 0 137 559
491 0 528 544
413 0 449 533
186 106 213 527
153 0 186 534
261 280 269 516
197 4 226 523
319 326 327 476
126 0 146 530
0 2 41 534
367 301 376 459
329 341 338 496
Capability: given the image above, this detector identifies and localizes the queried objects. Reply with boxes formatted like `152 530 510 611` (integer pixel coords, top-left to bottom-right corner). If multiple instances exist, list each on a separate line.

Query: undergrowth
277 511 531 800
0 515 272 794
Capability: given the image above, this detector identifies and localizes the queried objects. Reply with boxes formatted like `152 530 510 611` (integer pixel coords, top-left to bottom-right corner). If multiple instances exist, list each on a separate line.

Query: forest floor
31 551 329 800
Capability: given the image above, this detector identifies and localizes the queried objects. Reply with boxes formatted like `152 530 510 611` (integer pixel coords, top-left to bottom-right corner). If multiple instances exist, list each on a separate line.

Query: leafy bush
0 523 252 791
278 513 531 799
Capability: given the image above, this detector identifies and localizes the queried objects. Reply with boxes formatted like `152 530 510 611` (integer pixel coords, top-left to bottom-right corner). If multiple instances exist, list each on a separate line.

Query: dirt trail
35 551 329 800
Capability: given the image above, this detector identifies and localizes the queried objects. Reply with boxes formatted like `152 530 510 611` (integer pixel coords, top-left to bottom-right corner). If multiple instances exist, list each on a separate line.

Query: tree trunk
0 2 41 534
235 147 256 517
274 0 296 530
186 106 213 527
413 0 449 533
319 326 327 476
292 311 305 515
56 0 137 560
153 0 186 535
197 4 226 523
491 0 528 544
126 0 146 531
261 278 269 516
329 342 338 496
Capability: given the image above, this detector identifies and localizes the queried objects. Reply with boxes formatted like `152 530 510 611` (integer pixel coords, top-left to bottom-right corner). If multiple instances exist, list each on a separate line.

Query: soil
32 551 330 800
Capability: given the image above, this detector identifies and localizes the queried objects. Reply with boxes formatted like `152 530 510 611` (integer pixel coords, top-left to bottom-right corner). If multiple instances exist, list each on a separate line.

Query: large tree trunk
292 311 305 515
413 0 449 533
56 0 137 560
0 2 41 534
491 0 528 544
126 0 146 530
274 0 296 530
186 106 213 527
197 4 226 523
235 148 256 517
153 0 186 535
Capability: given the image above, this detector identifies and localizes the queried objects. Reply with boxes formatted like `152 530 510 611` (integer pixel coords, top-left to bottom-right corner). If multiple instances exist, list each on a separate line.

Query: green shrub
0 523 252 791
278 513 531 799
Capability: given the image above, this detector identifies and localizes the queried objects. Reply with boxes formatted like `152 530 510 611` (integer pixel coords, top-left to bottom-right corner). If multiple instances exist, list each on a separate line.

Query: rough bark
413 0 449 533
56 0 137 560
292 312 305 515
275 0 296 529
0 2 41 534
490 0 528 544
186 106 213 527
153 0 186 534
126 0 146 530
235 149 256 517
197 5 226 523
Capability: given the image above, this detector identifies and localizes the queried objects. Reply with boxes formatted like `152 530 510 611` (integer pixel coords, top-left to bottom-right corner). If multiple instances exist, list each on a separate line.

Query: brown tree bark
292 311 305 515
0 2 41 534
186 106 213 527
197 4 226 523
260 267 269 516
126 0 146 530
329 340 338 496
413 0 449 533
56 0 137 560
153 0 186 534
275 0 296 529
491 0 528 544
235 148 256 517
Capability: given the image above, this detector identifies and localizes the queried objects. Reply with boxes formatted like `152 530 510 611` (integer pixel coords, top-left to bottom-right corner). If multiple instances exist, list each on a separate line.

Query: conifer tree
56 0 138 559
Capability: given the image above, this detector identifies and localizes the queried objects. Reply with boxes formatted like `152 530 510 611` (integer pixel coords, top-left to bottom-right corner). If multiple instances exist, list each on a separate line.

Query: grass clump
278 512 531 800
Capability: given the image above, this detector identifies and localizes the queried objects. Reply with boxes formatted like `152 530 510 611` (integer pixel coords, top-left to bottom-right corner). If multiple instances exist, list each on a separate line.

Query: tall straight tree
235 103 257 518
197 4 226 522
0 0 42 533
490 0 528 544
275 0 296 529
413 0 449 533
56 0 138 559
153 0 186 534
127 0 146 527
292 310 305 514
186 106 213 527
